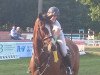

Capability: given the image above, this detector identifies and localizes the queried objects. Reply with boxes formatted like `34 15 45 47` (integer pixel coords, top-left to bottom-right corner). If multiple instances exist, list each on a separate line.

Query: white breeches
57 33 69 57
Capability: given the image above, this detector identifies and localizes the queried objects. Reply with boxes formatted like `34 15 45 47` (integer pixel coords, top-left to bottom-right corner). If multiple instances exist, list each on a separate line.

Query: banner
0 42 33 60
16 42 33 57
0 42 19 60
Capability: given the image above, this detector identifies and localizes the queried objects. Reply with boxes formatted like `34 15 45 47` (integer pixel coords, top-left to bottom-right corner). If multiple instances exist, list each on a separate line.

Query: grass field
0 48 100 75
78 53 100 75
0 58 30 75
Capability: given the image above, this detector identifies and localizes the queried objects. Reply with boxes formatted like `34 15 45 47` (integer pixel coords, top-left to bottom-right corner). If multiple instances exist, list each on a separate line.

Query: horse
28 14 79 75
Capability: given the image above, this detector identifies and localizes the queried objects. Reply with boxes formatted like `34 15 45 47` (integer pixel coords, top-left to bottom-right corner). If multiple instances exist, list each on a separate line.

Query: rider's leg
57 35 73 75
63 54 73 75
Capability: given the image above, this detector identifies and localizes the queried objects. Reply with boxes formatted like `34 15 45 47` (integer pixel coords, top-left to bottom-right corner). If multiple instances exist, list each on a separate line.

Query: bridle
38 19 54 48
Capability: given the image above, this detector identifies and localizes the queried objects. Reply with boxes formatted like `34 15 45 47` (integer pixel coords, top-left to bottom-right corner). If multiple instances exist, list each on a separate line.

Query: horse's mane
33 18 43 58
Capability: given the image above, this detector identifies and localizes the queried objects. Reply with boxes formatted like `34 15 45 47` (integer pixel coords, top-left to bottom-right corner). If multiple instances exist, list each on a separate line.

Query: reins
35 47 51 75
37 55 51 75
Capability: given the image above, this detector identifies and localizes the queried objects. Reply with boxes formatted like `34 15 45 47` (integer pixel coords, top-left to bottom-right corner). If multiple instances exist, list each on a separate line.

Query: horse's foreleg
28 55 36 75
34 70 40 75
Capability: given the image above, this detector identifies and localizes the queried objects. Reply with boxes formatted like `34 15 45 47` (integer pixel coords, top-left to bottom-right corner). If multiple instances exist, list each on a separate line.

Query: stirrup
66 67 73 75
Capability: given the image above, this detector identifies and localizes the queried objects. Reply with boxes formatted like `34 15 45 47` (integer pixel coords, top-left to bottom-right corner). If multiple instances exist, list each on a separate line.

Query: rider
46 6 73 75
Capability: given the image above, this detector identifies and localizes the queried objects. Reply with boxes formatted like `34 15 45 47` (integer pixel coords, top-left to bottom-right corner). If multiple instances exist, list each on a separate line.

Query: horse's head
33 14 56 55
39 18 56 52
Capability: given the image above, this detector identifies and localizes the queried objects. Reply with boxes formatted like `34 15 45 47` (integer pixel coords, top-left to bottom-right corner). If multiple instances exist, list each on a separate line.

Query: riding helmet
47 6 60 16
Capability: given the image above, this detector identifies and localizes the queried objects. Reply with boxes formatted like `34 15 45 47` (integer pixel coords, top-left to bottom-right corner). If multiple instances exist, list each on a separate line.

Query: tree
0 0 99 33
77 0 100 21
0 0 38 30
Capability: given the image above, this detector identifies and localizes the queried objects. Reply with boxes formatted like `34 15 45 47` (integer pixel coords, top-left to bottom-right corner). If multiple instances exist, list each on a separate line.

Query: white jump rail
73 40 86 55
84 40 100 47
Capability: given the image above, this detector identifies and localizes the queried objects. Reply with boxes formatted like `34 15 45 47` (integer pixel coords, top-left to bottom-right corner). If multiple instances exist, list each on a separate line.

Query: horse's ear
38 13 52 25
38 13 49 20
38 13 46 21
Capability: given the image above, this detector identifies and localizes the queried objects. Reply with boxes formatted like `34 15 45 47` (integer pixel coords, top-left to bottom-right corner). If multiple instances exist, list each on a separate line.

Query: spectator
16 27 24 40
10 26 19 40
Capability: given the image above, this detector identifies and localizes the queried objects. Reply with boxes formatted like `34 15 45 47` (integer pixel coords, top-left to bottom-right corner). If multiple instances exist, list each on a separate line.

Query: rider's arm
52 20 62 38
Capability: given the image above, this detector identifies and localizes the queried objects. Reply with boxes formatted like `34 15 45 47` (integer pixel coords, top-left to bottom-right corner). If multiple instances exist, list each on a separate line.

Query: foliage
77 0 100 21
0 0 99 33
0 0 38 30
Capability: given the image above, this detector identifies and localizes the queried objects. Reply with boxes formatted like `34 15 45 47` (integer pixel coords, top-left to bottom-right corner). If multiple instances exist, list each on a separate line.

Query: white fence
84 40 100 47
73 40 100 55
73 40 86 55
73 40 100 47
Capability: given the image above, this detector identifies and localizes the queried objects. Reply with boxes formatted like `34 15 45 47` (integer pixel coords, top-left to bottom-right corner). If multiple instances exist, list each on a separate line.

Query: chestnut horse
28 15 79 75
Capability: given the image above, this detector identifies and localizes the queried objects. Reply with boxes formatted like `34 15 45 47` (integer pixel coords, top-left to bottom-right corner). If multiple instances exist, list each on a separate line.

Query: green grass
0 58 31 75
0 51 100 75
78 53 100 75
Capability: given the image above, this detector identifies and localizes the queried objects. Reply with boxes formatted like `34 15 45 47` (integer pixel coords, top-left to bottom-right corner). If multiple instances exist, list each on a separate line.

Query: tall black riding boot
63 54 73 75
